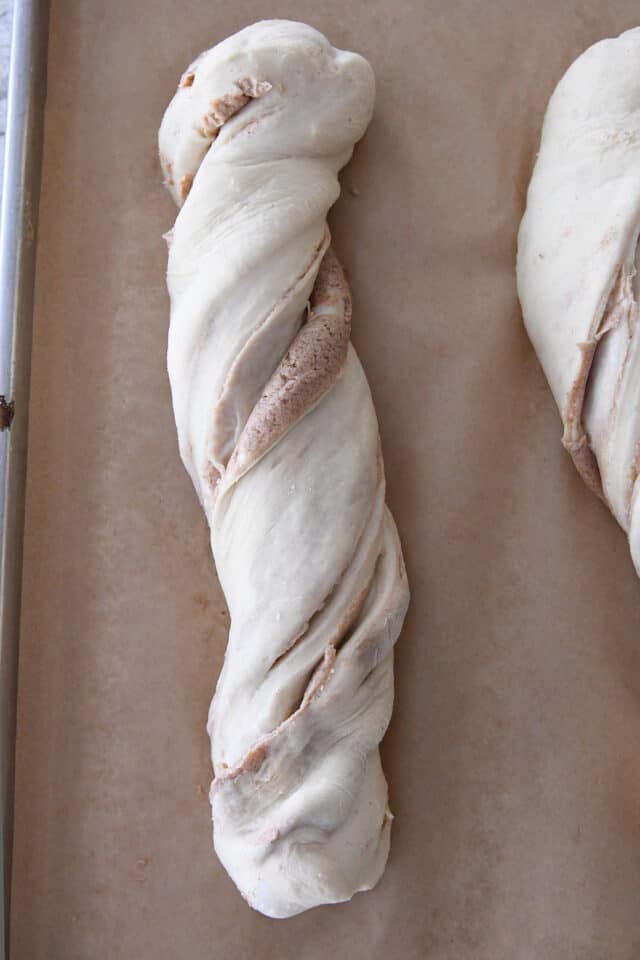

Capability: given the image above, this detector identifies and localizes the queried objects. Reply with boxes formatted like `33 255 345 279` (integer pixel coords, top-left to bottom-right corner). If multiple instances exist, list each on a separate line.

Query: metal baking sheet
0 2 48 955
8 1 640 958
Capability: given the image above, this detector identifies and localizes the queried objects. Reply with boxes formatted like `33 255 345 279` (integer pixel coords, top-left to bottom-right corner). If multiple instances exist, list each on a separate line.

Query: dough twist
159 20 409 918
517 27 640 577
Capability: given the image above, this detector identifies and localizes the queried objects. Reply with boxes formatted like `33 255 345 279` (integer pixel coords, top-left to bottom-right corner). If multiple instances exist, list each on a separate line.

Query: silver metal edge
0 1 49 955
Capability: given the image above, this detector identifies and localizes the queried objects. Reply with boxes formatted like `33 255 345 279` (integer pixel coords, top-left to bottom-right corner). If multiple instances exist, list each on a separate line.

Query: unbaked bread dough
159 20 409 918
517 26 640 576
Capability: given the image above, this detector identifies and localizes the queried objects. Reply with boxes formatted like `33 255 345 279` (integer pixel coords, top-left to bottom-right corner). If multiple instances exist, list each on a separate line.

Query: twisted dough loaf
159 21 409 918
517 27 640 576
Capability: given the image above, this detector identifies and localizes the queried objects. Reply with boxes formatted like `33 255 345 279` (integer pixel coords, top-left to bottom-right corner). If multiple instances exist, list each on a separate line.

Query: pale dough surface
159 19 409 918
517 26 640 575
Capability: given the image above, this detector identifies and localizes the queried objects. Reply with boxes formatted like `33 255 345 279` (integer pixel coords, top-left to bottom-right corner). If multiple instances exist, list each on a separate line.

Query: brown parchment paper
9 1 640 957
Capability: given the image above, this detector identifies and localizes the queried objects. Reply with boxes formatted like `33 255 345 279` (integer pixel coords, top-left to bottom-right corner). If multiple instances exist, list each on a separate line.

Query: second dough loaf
517 27 640 576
